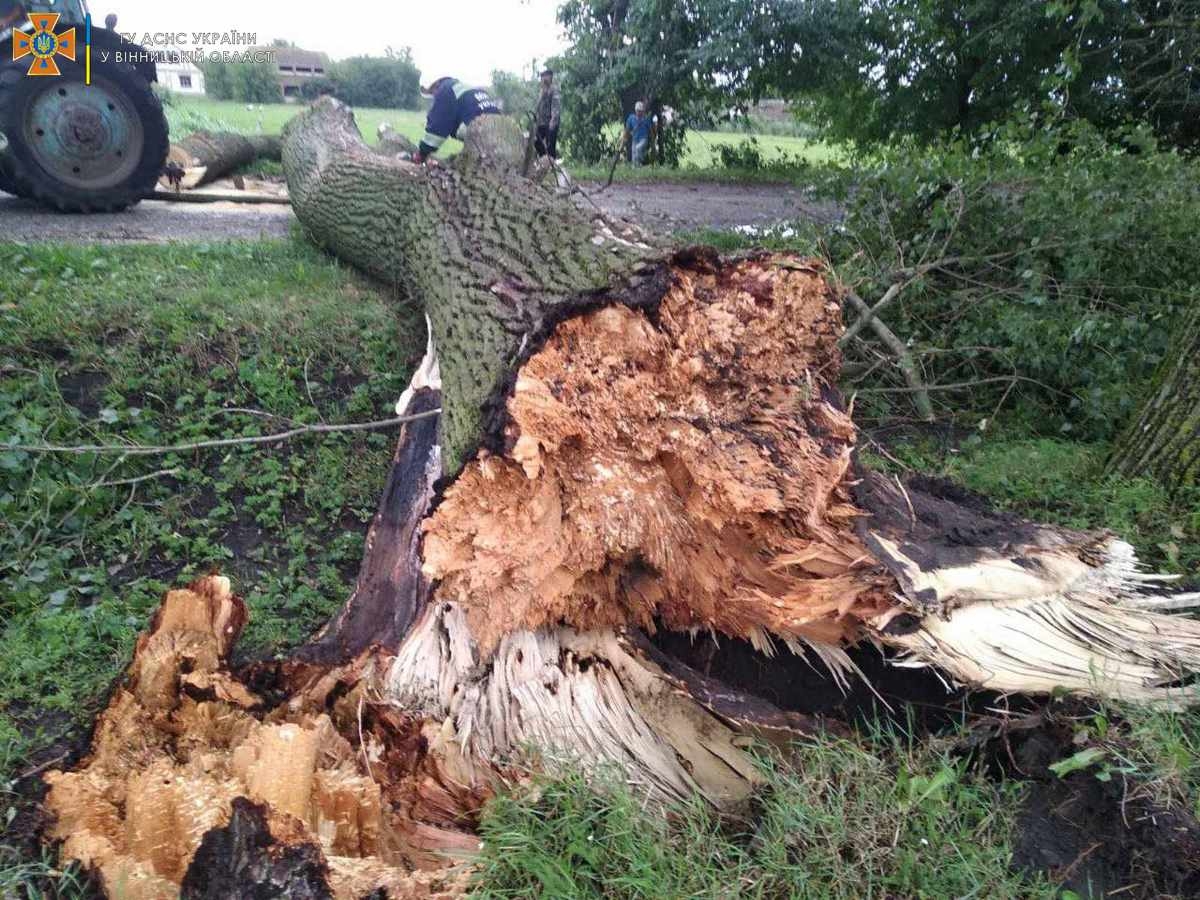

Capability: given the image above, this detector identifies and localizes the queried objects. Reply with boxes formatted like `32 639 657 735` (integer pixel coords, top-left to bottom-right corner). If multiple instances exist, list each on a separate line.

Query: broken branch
10 410 440 456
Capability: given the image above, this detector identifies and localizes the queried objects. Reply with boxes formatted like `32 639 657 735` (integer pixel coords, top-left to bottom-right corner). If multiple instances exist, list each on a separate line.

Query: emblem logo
12 13 77 76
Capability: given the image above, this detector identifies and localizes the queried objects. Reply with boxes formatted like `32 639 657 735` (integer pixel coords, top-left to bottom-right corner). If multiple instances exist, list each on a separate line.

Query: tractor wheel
0 56 168 212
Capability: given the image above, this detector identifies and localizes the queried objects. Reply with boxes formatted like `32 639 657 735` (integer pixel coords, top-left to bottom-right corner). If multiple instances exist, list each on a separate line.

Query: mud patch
1016 771 1200 897
57 371 110 418
967 709 1200 898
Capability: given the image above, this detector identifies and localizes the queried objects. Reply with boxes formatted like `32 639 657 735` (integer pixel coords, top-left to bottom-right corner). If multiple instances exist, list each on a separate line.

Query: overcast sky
97 0 568 85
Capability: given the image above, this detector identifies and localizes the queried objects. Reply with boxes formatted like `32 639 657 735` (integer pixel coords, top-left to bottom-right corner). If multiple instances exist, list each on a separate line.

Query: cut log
161 131 282 190
1109 302 1200 493
43 98 1200 896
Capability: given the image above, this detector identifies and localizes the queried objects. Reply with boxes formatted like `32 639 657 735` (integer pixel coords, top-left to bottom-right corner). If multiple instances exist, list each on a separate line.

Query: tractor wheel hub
24 79 144 190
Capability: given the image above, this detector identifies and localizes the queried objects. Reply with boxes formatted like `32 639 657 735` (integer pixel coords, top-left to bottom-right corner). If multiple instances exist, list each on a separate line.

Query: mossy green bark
1110 303 1200 493
282 99 660 473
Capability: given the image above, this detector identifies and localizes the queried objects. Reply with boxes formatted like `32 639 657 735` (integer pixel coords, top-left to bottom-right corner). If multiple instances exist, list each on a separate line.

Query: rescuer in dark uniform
413 77 502 164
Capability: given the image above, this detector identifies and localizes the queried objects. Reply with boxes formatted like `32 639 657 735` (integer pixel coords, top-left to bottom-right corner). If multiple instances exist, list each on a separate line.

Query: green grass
0 239 424 785
472 735 1054 899
162 94 427 146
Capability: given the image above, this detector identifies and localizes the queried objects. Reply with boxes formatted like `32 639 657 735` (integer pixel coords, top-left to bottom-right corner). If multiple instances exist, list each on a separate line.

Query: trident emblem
12 13 77 76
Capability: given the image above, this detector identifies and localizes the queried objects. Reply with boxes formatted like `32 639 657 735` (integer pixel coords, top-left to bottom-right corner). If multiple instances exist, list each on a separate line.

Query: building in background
157 61 206 96
272 47 328 102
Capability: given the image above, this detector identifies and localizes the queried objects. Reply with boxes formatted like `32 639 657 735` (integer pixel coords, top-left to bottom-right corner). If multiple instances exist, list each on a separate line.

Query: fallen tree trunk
44 98 1200 898
1109 302 1200 493
161 131 282 190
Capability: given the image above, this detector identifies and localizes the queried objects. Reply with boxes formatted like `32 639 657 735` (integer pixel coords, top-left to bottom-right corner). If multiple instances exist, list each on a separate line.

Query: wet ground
0 179 840 244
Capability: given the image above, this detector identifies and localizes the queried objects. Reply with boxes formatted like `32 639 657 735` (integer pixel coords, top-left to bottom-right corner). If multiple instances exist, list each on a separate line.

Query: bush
198 58 280 103
823 118 1200 440
327 51 421 110
300 76 336 101
490 70 539 116
713 137 764 169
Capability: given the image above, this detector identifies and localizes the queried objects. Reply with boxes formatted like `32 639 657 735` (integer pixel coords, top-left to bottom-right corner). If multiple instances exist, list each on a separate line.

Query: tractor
0 0 168 211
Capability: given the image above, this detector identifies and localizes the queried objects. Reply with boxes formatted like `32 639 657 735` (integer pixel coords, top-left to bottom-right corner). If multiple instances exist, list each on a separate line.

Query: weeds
472 736 1054 899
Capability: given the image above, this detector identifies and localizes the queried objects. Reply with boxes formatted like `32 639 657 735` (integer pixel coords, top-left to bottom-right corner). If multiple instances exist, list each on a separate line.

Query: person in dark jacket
534 68 561 160
413 77 502 164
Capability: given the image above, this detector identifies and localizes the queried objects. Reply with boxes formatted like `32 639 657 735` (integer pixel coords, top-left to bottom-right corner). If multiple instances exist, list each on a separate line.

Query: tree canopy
553 0 720 165
198 58 282 104
326 49 422 111
554 0 1200 155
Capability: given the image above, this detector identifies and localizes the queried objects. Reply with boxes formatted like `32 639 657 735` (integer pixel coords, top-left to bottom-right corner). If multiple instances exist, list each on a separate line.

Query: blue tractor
0 0 168 211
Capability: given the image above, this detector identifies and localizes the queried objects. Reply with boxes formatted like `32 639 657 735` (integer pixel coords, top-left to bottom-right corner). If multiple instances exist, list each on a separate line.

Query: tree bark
41 98 1200 899
162 131 283 190
1109 303 1200 493
281 102 660 474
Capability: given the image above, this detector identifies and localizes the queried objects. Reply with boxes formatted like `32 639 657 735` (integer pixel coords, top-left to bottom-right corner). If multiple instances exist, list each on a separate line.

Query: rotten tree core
422 255 893 656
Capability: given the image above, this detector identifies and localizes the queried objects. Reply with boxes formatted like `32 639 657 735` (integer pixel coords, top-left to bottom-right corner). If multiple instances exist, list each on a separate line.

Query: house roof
271 47 326 70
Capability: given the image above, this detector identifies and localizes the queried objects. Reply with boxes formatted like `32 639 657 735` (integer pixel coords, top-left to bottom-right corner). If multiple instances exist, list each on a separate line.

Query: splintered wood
44 577 470 900
423 256 893 659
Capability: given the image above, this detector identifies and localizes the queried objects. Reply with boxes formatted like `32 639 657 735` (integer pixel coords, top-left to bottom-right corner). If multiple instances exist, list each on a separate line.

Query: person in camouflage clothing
534 68 561 160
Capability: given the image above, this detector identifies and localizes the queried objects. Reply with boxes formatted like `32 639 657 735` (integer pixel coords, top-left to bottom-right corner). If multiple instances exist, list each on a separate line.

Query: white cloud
97 0 568 85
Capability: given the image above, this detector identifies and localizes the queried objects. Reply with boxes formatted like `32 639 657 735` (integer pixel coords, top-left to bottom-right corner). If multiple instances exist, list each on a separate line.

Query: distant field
164 95 836 171
163 96 435 149
683 130 839 166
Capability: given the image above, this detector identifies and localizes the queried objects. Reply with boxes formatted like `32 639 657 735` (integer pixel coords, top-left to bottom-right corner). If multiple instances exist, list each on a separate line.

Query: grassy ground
163 94 835 179
472 739 1053 899
163 95 429 148
1 231 1197 894
0 238 424 790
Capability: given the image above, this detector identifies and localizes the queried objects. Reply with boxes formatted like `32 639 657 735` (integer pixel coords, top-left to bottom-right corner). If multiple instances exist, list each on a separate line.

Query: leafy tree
553 0 717 165
233 60 283 104
1058 0 1200 151
198 58 234 100
695 0 1200 149
198 58 280 103
300 76 337 101
327 48 421 110
490 70 540 116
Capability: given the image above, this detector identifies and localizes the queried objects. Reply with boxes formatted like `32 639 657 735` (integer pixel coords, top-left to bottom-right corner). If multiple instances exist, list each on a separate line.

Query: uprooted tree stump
43 98 1200 899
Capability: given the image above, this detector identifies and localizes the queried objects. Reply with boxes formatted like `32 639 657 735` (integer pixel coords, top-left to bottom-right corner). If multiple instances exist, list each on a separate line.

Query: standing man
623 101 656 166
414 77 503 164
534 68 561 160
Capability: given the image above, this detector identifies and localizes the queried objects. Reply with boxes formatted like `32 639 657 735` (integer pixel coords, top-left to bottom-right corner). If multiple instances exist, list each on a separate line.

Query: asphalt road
0 180 840 244
0 194 296 243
